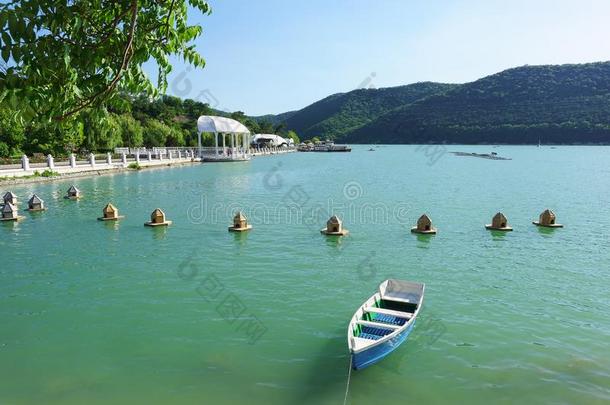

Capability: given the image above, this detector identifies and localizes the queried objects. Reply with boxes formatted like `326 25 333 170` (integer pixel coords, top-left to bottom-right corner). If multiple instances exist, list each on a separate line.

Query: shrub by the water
41 170 59 177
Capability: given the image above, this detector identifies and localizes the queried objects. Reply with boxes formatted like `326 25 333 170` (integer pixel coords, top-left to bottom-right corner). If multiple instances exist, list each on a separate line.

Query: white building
251 134 293 148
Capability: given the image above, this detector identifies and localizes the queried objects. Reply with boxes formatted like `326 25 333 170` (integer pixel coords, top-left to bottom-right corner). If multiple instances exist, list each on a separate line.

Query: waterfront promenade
0 146 296 182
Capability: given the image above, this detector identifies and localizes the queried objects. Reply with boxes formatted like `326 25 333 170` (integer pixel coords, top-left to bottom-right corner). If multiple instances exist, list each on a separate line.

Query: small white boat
203 155 251 162
312 140 352 152
347 279 425 370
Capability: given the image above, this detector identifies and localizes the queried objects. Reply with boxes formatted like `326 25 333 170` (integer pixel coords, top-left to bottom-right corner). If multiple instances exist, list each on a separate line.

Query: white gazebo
197 116 251 161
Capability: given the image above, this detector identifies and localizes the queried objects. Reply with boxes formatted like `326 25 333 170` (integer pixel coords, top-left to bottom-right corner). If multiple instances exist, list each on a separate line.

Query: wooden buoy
486 212 513 231
64 185 81 200
228 211 252 232
533 209 563 228
27 194 46 211
0 202 25 221
3 191 17 206
98 203 124 221
320 215 348 236
145 208 172 227
411 214 437 234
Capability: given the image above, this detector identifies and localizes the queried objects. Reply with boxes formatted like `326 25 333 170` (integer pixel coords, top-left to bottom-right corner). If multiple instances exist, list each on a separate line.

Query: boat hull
352 318 416 370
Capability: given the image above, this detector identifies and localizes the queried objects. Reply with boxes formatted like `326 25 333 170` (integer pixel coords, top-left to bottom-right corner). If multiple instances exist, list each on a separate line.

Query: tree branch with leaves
0 0 210 124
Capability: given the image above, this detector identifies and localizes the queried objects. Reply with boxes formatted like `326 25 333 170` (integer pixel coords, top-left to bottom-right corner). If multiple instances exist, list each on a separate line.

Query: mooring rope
343 356 353 405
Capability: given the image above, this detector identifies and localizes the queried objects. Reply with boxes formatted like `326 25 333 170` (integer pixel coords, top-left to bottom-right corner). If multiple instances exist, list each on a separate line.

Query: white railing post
21 155 30 171
178 150 182 159
147 151 152 162
69 154 76 168
135 151 140 164
106 152 112 165
89 153 96 167
121 152 127 167
47 154 55 170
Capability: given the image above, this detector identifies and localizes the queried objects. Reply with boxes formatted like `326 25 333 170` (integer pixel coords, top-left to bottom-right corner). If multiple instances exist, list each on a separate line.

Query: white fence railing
0 150 197 176
1 146 296 177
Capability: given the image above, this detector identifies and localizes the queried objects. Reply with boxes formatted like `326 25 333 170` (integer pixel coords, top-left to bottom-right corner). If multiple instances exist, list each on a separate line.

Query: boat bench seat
356 320 400 330
382 294 412 304
364 307 413 319
359 333 383 340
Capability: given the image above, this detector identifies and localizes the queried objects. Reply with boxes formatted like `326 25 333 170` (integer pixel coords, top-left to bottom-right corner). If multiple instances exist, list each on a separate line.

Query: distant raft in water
320 215 348 236
0 202 25 222
64 185 81 200
98 203 124 221
452 151 511 160
27 194 46 211
533 209 563 228
486 212 513 231
228 211 252 232
145 208 172 227
3 191 17 206
411 214 437 234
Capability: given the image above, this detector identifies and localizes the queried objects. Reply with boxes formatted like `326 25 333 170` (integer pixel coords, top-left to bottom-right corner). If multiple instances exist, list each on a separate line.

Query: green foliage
0 141 9 157
0 1 215 155
115 113 143 147
41 169 59 177
257 120 275 134
286 130 300 144
0 0 210 124
199 132 216 147
143 119 170 147
82 110 123 152
259 63 610 144
0 107 25 155
345 63 610 144
25 120 84 155
128 162 141 170
271 82 458 140
0 90 250 154
166 127 186 147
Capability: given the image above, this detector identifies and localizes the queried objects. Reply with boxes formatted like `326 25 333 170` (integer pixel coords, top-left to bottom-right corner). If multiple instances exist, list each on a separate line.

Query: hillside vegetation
277 82 458 140
344 62 610 144
0 95 288 158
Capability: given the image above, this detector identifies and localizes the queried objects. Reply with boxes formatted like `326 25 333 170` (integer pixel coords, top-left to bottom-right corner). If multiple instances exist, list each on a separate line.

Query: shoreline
0 148 296 186
0 160 199 186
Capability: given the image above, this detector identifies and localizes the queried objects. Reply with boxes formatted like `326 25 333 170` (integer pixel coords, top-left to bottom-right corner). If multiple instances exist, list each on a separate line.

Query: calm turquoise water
1 145 610 404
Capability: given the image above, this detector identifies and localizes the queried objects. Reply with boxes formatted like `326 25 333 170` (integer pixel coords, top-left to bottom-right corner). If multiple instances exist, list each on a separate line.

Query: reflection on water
102 220 120 231
489 230 508 240
149 225 168 240
232 230 249 246
324 234 345 248
0 220 22 231
415 233 433 248
537 225 558 237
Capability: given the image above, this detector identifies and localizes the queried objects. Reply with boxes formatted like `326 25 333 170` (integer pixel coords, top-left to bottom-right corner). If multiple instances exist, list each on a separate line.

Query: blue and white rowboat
348 279 425 370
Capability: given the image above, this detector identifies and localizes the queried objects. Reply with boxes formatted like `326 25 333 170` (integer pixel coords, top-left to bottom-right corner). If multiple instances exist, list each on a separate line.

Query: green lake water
1 145 609 404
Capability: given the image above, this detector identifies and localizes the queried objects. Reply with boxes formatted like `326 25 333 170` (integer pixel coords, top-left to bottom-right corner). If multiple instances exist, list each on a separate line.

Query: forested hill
270 82 458 140
267 62 610 144
343 62 610 144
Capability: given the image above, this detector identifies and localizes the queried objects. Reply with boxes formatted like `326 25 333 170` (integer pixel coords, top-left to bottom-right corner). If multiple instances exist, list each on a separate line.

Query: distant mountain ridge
262 62 610 144
261 82 457 140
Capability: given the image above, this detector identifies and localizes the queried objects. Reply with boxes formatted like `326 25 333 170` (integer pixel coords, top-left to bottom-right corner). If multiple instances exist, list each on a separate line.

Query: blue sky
145 0 610 116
